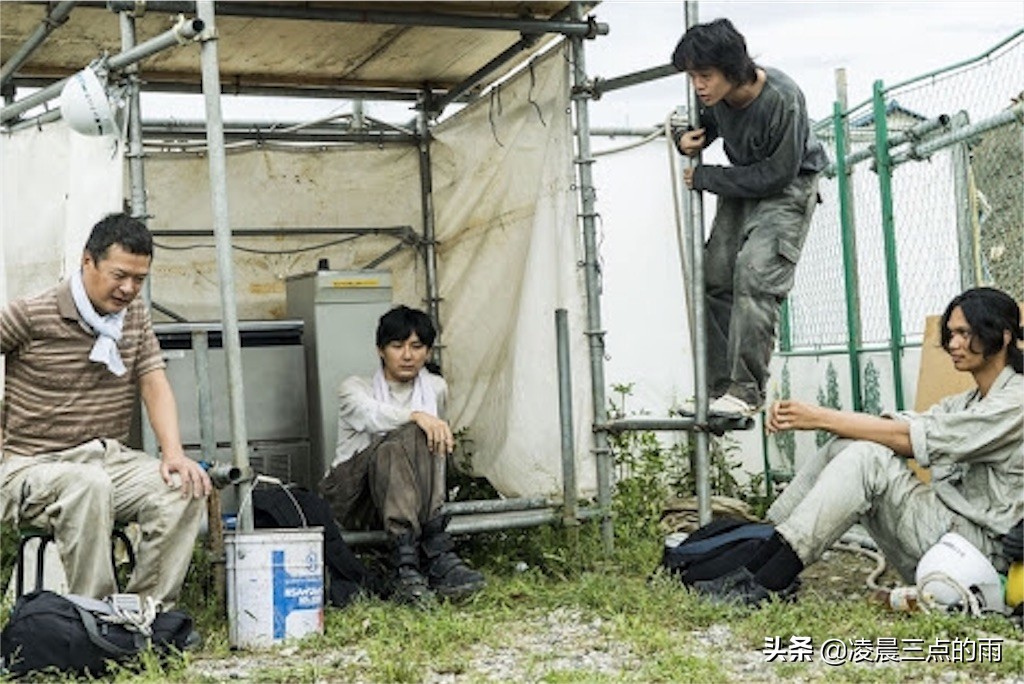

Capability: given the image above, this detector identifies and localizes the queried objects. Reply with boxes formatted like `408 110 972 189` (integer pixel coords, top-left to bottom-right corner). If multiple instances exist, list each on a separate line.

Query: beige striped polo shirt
1 280 165 457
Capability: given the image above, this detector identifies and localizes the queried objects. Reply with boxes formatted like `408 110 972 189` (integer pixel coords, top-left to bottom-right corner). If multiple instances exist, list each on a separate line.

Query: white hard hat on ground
59 67 117 136
915 532 1006 614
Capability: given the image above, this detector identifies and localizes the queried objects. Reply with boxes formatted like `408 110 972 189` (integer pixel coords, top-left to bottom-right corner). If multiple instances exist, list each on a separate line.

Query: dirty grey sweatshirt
693 66 829 199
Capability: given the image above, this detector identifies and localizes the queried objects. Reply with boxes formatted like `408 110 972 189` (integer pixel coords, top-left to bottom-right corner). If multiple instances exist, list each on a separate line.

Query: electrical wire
152 235 362 256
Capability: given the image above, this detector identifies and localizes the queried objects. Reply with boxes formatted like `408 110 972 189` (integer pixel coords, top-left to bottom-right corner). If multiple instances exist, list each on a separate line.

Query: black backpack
0 590 196 677
252 486 386 606
662 517 775 586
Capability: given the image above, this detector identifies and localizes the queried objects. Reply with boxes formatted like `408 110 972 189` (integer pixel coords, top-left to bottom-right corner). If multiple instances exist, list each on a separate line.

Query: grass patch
2 402 1021 681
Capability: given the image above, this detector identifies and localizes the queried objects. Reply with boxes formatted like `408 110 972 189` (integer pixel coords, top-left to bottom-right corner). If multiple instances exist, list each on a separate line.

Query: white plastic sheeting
1 122 124 304
140 46 595 498
432 45 594 498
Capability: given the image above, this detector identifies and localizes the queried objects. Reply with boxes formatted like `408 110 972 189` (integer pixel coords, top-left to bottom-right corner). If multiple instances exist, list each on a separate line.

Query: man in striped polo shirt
1 213 210 607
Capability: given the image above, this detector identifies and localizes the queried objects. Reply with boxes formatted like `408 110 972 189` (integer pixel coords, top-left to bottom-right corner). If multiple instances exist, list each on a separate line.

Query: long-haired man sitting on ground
697 286 1023 604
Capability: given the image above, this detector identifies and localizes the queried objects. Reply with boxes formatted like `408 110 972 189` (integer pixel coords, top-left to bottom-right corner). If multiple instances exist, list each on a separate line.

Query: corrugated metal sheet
0 1 585 94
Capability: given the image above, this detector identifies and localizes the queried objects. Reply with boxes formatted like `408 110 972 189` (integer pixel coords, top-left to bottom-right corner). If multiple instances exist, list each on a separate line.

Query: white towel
69 268 127 376
372 367 438 417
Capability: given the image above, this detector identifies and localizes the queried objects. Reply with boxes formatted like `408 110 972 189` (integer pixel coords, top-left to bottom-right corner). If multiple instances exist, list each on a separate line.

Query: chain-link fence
787 32 1023 353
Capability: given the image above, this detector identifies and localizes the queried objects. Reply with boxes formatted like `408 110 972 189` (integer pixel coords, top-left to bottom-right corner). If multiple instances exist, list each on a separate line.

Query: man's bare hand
676 127 706 157
160 452 212 499
411 411 455 456
766 399 825 434
683 167 695 189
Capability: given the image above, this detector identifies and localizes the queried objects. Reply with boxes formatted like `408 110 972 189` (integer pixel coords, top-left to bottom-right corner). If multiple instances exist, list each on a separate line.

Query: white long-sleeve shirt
333 372 448 467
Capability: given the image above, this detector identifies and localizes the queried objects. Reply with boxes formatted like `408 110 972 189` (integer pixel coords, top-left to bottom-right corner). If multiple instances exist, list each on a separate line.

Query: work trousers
320 423 445 538
768 438 996 582
0 439 205 606
705 173 820 405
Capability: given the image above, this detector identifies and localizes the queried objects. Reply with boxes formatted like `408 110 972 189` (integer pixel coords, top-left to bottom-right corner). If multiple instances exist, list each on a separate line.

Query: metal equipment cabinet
286 269 393 483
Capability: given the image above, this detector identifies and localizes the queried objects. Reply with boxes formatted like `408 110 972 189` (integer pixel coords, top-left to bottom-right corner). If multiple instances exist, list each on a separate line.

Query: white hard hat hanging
59 67 116 136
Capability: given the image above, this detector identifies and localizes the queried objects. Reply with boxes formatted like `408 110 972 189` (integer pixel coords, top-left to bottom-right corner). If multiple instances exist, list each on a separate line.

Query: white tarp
432 45 594 498
139 45 595 498
1 121 124 304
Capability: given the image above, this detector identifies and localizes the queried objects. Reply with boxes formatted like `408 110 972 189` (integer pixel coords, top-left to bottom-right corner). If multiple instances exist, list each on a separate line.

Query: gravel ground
187 547 1023 683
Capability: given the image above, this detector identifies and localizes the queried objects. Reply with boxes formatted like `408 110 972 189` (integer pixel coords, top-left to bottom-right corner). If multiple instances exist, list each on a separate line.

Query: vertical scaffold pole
119 10 159 455
683 1 711 526
417 105 443 368
196 0 253 531
569 1 613 552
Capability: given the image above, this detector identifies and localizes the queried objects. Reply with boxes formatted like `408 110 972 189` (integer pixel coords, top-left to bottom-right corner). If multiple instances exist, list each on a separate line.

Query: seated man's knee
822 437 855 461
382 422 428 451
831 440 896 473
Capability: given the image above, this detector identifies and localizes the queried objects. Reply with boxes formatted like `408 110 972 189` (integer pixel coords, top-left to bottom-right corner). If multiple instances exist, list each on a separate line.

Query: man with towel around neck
0 213 210 607
320 305 485 604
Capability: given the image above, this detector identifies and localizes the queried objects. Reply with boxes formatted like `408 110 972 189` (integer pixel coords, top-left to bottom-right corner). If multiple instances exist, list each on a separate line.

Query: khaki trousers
0 439 205 606
768 438 996 582
320 423 445 538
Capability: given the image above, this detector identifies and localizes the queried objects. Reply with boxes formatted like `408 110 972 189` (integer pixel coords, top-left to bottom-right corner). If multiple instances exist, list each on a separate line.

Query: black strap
73 604 146 658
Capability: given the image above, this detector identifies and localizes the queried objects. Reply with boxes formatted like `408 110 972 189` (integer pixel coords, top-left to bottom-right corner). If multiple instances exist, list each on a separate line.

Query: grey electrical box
286 269 393 483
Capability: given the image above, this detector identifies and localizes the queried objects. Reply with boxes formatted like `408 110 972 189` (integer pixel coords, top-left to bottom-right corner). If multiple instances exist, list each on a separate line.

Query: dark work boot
390 531 434 606
421 515 486 600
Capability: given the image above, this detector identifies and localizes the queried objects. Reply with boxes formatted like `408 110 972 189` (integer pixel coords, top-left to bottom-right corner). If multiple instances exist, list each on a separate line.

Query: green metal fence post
871 80 906 410
833 101 863 411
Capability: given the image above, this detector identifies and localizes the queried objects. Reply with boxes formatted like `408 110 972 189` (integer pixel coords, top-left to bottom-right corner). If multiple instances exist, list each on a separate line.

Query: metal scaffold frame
1 0 633 543
1 0 755 551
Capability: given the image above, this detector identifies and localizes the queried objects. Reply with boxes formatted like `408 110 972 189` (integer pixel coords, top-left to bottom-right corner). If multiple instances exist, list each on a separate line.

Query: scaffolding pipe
191 331 218 463
416 106 443 367
143 129 417 144
555 309 578 526
431 34 538 114
444 497 552 515
569 1 613 552
0 0 77 88
683 0 712 527
834 113 951 173
587 125 662 137
102 1 609 36
196 0 253 531
890 102 1024 166
150 226 417 239
1 16 204 125
5 77 422 101
592 63 678 97
341 506 605 546
949 112 976 292
120 13 148 223
118 9 159 456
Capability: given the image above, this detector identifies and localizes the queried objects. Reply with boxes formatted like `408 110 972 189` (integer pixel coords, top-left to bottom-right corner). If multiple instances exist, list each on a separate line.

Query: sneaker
708 394 762 417
424 551 486 600
676 396 721 415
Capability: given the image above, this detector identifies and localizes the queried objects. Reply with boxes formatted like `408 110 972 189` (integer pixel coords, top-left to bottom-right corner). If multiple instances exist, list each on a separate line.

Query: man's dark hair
671 18 758 86
376 305 437 349
941 286 1023 374
84 213 153 262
